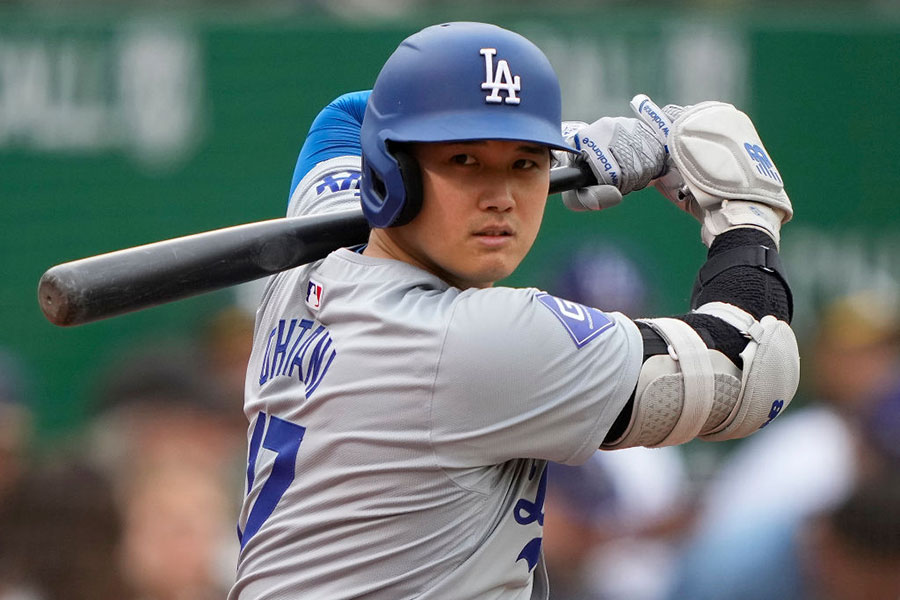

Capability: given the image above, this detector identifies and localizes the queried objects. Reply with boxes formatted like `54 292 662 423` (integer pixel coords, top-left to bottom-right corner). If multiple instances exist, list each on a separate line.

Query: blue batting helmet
360 22 574 228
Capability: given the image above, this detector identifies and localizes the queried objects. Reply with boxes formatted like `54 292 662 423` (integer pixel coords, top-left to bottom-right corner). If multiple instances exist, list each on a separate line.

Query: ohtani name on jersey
258 318 337 398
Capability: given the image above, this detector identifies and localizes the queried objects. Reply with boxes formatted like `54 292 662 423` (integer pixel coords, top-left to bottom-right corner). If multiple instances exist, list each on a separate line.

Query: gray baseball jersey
230 156 644 599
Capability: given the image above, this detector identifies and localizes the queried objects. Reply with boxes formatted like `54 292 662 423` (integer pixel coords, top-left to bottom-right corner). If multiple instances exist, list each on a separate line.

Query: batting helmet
360 22 574 228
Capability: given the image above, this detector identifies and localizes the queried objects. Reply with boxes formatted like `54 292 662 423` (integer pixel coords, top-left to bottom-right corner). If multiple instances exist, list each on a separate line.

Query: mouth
472 224 515 247
473 224 514 238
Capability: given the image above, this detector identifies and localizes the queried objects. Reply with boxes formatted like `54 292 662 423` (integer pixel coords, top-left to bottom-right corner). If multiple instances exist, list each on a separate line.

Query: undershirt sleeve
288 90 371 202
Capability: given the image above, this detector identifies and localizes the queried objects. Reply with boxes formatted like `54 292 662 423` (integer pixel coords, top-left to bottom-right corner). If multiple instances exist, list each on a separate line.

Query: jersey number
238 411 307 549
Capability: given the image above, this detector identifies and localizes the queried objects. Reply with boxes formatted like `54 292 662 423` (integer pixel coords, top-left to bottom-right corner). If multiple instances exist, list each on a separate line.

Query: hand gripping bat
38 163 596 326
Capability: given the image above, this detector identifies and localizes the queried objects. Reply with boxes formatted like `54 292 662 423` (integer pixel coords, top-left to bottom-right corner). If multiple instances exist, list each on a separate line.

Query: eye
513 158 538 170
450 153 476 165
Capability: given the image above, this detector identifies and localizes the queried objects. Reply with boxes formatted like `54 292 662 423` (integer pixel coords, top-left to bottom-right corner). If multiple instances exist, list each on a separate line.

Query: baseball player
231 22 799 599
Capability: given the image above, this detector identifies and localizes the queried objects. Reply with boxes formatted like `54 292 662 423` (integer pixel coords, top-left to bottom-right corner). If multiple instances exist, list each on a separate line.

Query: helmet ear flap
389 146 423 227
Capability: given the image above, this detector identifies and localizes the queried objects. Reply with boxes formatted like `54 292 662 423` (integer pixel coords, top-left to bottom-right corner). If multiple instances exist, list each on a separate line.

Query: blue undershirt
289 90 371 202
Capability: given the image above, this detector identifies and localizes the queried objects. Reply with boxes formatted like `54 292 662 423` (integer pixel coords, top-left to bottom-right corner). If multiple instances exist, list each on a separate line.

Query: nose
477 176 516 212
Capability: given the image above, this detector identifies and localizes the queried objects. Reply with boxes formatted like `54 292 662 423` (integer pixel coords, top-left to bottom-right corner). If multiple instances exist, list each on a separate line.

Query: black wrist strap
690 244 793 315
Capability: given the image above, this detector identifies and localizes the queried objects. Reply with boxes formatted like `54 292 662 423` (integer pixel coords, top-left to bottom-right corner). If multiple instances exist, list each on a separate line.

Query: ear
390 147 424 227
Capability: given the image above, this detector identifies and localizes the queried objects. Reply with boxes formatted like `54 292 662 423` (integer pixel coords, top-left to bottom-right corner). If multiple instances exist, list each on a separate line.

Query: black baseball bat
38 163 596 327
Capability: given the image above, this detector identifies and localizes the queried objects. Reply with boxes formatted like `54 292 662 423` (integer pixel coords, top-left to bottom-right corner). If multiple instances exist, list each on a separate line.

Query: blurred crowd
540 247 900 600
0 307 254 600
1 255 899 599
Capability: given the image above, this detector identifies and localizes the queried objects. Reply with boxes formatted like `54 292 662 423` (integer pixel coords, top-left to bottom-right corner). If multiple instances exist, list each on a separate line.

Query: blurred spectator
858 377 900 476
688 288 900 537
0 349 32 505
0 458 131 600
545 450 692 600
810 289 900 418
85 339 243 599
88 341 242 478
548 242 652 318
198 305 255 417
544 457 618 600
665 472 900 600
120 463 233 600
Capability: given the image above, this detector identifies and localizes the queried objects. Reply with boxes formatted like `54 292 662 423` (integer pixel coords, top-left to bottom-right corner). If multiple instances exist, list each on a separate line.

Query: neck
362 229 492 290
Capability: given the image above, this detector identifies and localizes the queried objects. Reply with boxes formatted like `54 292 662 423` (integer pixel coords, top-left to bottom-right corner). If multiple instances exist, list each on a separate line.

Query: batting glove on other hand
554 110 667 212
636 94 793 248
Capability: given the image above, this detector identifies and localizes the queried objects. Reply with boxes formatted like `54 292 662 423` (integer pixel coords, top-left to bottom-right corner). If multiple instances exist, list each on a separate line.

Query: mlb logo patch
305 279 324 310
536 293 614 348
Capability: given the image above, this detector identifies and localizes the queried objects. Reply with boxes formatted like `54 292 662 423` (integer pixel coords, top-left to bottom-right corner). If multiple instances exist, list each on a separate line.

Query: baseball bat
38 163 596 327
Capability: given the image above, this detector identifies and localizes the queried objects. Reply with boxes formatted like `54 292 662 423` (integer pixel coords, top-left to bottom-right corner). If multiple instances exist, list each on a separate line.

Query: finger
630 94 675 152
561 186 622 212
575 122 622 189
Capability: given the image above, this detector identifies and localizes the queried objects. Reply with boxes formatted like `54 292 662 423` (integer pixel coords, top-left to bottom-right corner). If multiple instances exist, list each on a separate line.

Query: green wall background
2 6 898 439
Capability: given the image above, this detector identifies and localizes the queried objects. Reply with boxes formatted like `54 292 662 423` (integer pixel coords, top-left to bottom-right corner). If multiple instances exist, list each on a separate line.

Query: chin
457 262 520 289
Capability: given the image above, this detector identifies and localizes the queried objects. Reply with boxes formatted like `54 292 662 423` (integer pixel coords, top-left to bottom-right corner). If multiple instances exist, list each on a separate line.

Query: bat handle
548 160 597 195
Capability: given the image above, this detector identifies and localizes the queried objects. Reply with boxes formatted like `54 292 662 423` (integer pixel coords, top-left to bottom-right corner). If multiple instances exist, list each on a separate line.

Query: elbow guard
602 302 800 449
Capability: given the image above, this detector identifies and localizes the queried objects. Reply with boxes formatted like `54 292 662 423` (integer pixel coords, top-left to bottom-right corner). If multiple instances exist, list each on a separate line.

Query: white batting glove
552 121 621 211
633 94 793 248
553 110 667 212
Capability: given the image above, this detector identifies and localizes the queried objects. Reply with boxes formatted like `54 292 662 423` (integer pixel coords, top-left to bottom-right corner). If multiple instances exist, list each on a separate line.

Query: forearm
606 226 794 442
654 227 792 367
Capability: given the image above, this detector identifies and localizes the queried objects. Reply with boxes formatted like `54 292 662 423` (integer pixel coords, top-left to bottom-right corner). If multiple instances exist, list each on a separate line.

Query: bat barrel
38 209 370 326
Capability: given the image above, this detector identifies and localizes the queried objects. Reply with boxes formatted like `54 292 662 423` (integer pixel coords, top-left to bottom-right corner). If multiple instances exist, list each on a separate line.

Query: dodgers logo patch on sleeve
536 293 614 348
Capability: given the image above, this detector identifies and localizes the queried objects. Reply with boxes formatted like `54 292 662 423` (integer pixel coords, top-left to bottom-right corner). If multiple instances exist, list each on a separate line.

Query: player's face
369 139 551 289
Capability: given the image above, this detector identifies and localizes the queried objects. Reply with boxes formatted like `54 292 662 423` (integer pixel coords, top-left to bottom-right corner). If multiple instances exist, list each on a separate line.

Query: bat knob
38 269 76 327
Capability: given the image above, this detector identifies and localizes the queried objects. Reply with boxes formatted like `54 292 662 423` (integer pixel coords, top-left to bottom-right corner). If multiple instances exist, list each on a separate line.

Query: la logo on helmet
480 48 521 105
